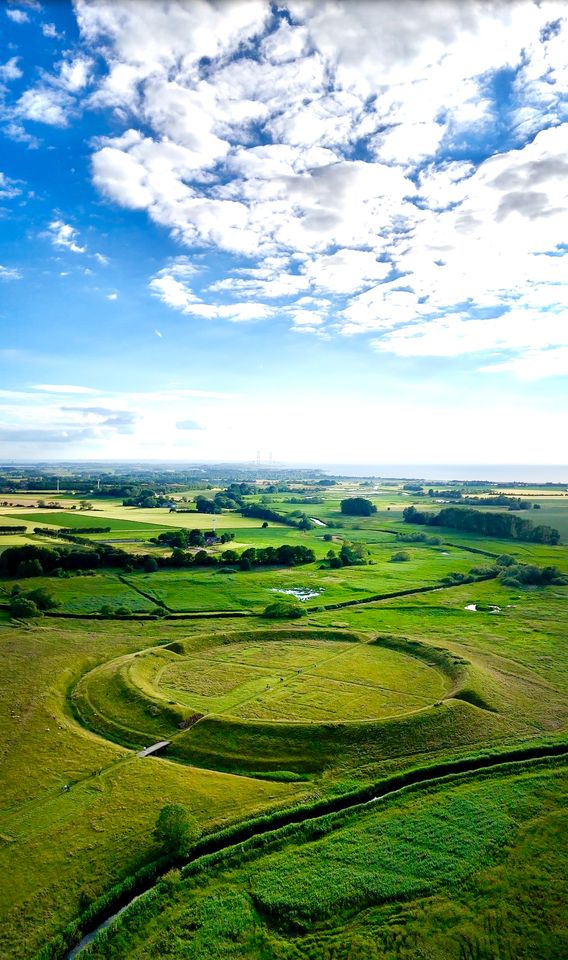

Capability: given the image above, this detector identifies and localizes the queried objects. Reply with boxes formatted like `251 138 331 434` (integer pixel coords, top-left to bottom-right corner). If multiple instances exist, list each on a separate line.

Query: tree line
0 539 316 579
402 505 560 544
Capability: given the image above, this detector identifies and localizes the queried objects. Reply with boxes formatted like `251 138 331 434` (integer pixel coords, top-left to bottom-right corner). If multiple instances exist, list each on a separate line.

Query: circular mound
147 636 447 723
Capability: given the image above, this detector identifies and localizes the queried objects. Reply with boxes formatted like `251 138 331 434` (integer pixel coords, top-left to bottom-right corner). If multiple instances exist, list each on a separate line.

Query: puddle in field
464 604 501 613
269 587 324 601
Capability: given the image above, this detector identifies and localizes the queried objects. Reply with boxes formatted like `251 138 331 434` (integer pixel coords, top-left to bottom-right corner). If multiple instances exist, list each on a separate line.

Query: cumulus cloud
42 22 62 39
59 1 567 371
15 87 72 126
47 219 86 254
150 259 273 322
6 9 29 24
0 57 22 81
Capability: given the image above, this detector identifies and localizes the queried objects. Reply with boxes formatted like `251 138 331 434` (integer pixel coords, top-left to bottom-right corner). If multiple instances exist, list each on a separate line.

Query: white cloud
47 219 86 254
106 291 118 300
42 22 62 39
480 347 568 380
0 172 22 199
0 57 22 81
15 87 71 126
31 384 100 394
0 264 22 280
149 261 273 322
2 122 40 147
69 0 568 374
6 9 29 24
301 249 390 294
261 19 308 64
58 56 92 92
371 308 567 359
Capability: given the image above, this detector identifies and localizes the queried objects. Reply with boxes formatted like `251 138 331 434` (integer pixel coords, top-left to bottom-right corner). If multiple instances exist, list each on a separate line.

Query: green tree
144 556 158 572
10 597 42 619
154 804 197 856
16 558 43 578
340 497 377 516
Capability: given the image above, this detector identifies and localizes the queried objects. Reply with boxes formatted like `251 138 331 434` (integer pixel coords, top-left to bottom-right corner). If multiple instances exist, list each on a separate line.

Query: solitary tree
154 804 197 857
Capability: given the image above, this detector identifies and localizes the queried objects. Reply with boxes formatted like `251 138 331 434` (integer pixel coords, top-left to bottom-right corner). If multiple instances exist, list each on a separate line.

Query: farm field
0 473 567 960
121 549 479 612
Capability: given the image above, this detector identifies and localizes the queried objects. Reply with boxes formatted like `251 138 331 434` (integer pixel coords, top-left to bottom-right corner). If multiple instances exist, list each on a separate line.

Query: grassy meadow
0 475 567 959
71 759 568 960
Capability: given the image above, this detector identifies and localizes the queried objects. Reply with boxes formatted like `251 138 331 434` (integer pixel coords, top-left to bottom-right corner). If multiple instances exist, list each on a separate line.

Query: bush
263 600 307 619
10 597 42 619
499 564 567 587
391 551 410 562
24 587 58 610
144 557 158 573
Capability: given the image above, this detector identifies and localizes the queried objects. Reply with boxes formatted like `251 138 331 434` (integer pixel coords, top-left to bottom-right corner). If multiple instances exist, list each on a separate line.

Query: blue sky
0 0 566 463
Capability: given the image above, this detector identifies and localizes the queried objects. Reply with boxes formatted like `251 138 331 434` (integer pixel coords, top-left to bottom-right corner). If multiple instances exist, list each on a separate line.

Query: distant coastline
313 464 568 483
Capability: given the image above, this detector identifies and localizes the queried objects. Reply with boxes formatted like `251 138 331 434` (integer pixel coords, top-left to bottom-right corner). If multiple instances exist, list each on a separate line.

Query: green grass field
76 759 568 960
1 477 567 960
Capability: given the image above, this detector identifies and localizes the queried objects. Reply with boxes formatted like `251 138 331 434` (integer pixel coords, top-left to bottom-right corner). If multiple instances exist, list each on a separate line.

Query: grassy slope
0 617 305 960
79 760 568 960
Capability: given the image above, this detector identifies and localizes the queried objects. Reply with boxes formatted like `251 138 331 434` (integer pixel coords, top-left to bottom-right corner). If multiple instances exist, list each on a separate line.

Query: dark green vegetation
403 504 560 543
340 497 377 516
0 465 567 960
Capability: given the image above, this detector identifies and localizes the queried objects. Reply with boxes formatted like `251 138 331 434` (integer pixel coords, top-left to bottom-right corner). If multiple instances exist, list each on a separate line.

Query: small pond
269 587 324 602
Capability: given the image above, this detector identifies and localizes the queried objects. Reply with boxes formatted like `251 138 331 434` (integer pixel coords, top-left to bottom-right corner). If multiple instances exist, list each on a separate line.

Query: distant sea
308 464 568 483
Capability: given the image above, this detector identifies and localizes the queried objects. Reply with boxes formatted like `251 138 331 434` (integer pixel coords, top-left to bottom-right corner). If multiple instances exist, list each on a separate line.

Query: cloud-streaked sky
0 0 566 463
